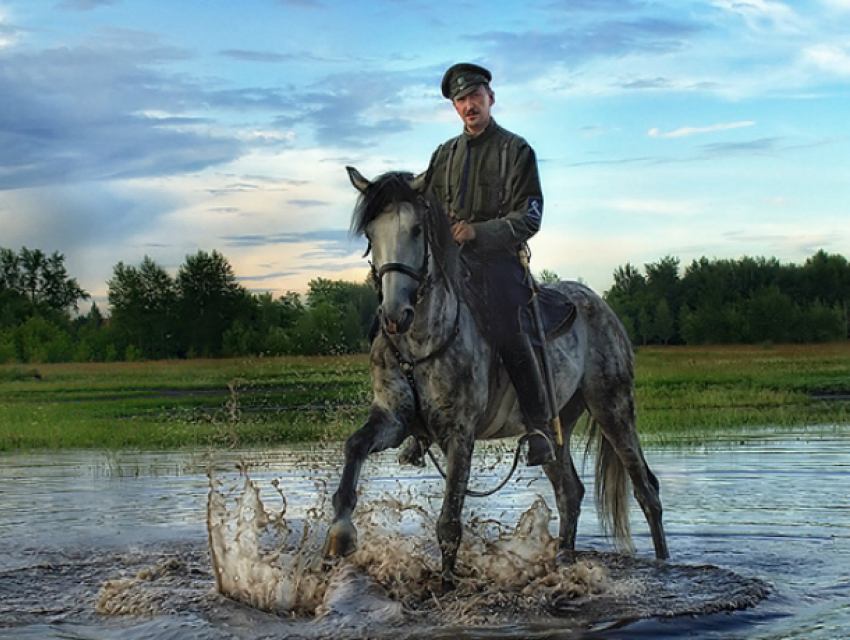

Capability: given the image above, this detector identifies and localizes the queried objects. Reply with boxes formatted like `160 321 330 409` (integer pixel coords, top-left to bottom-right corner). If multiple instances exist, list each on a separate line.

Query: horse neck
412 268 457 332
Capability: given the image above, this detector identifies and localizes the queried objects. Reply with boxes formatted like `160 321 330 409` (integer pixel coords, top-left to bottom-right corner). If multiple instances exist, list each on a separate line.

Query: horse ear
346 166 371 193
410 170 428 194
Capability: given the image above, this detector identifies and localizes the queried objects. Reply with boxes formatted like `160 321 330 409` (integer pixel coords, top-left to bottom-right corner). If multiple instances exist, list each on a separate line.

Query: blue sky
1 0 848 309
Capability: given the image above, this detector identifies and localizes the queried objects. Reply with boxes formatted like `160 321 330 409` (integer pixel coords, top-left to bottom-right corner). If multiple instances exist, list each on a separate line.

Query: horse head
348 166 450 335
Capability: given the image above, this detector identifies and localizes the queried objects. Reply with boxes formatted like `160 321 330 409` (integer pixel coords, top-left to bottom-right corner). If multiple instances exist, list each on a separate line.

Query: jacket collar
463 118 499 147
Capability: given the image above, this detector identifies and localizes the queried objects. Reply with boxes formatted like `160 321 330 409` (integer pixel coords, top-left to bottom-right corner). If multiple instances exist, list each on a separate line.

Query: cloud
57 0 117 10
218 49 291 63
711 0 802 33
698 137 782 156
471 17 702 76
287 199 330 208
0 38 245 190
619 77 673 89
648 121 756 138
272 70 420 146
218 49 342 64
221 229 351 249
803 44 850 76
277 0 325 8
0 180 178 255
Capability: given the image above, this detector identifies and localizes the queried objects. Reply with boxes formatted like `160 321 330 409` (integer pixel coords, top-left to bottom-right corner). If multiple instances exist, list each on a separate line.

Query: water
0 426 848 638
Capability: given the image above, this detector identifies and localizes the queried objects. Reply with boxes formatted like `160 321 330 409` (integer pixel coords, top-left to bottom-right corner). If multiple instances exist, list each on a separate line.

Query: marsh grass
0 356 371 451
1 344 848 451
634 343 850 443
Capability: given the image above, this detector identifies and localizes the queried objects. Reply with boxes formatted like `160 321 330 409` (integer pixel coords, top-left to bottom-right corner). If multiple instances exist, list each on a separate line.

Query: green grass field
1 343 848 451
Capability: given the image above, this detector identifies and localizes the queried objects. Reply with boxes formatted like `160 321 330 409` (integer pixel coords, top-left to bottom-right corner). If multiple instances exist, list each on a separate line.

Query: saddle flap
537 285 576 340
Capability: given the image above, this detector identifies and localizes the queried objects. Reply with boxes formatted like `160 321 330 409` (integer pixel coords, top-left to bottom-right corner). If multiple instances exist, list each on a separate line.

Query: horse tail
589 420 635 553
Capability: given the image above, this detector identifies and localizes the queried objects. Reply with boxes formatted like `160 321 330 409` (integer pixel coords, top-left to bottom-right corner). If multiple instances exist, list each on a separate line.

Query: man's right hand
452 220 476 244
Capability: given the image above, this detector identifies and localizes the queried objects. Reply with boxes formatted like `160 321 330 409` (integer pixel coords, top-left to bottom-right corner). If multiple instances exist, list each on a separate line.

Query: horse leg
436 430 474 586
544 392 587 562
589 386 669 560
325 406 406 558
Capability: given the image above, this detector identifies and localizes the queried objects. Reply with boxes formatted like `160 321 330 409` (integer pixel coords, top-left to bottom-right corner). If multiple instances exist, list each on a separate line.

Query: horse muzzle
380 305 415 335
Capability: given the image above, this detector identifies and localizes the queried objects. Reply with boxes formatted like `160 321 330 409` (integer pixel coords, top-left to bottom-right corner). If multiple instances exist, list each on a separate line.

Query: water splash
207 471 328 614
205 464 612 627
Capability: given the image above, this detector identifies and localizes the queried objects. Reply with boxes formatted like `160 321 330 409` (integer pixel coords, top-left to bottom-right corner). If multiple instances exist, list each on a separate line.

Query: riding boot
498 334 556 466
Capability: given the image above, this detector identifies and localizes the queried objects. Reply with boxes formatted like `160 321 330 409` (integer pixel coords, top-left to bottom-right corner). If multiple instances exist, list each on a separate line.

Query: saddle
460 265 576 346
535 285 577 340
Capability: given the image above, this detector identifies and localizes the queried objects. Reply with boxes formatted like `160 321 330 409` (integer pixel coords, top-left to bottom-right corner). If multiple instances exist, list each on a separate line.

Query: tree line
604 250 849 345
1 246 847 364
0 247 377 363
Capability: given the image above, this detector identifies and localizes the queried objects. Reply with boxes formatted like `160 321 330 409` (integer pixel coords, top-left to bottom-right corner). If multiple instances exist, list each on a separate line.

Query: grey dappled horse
325 168 668 583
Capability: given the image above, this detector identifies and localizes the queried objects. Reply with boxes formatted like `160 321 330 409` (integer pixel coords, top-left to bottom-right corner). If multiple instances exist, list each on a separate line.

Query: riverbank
1 343 848 450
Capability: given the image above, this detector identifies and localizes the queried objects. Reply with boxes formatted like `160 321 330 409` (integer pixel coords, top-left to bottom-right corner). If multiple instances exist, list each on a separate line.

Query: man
425 62 556 466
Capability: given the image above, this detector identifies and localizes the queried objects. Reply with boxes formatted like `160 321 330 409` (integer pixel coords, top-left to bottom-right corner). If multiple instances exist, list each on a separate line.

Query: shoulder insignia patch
527 197 543 225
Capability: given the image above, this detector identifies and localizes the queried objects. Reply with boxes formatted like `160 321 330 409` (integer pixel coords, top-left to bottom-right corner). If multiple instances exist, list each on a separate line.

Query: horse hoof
324 522 358 558
555 548 578 565
439 575 457 596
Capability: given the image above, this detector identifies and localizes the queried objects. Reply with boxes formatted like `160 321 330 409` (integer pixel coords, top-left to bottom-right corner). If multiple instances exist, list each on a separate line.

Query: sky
1 0 848 311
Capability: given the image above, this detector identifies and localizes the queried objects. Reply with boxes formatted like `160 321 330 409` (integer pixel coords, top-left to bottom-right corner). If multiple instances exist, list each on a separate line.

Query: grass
633 342 850 443
0 357 372 450
1 343 849 451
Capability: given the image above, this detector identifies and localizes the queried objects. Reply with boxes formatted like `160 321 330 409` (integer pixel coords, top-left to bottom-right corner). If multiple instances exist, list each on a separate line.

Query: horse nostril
398 308 415 333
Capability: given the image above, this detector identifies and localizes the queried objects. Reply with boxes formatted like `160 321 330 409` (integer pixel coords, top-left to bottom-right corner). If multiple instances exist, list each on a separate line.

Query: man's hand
451 220 476 244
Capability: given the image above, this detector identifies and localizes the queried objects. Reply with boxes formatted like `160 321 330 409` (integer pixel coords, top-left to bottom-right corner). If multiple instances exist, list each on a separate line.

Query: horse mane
350 171 457 281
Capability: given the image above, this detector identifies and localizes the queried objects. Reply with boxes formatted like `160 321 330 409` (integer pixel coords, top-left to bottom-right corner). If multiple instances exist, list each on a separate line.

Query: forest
605 251 849 346
1 246 847 364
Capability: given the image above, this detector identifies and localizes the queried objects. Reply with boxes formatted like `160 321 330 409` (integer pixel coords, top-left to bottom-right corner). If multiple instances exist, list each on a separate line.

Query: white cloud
608 198 700 217
0 5 17 49
803 44 850 76
648 121 756 138
712 0 802 32
821 0 850 10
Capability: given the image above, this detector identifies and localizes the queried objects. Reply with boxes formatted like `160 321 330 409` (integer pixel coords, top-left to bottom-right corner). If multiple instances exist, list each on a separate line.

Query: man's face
453 84 494 135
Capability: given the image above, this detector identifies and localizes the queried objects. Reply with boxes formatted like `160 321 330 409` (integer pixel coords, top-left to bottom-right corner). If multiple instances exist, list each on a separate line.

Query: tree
176 250 249 357
605 263 649 344
0 246 89 314
108 257 178 359
537 269 560 284
802 250 850 337
646 298 675 345
306 277 378 344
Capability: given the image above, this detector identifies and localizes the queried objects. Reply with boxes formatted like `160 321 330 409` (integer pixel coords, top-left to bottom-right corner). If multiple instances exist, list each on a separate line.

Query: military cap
441 63 492 101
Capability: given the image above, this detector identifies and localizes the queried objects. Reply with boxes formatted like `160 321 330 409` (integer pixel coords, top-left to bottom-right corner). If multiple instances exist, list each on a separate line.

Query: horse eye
411 224 422 238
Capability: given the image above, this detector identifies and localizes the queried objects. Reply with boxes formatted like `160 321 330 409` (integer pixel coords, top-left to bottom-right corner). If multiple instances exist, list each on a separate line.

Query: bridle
364 186 521 498
367 195 434 302
369 251 431 301
366 193 460 417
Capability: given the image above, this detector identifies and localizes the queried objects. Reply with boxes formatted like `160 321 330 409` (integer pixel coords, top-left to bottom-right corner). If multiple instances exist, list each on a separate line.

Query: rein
382 304 525 498
372 190 524 498
380 291 460 391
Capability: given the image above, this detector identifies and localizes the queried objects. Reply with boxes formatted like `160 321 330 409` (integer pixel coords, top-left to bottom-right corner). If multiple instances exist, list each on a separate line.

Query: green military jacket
426 119 543 257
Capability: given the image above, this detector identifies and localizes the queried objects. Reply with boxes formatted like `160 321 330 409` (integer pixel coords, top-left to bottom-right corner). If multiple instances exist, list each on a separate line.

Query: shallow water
0 425 848 638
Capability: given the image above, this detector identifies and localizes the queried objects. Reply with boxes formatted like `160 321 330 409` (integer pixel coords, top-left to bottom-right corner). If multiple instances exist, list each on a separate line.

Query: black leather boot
498 334 556 466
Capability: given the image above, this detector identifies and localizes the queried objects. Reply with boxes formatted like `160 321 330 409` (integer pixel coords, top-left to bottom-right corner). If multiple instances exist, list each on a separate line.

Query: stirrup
523 430 555 467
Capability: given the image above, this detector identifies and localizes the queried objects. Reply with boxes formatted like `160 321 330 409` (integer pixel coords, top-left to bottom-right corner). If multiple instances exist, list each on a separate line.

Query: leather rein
369 196 522 498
